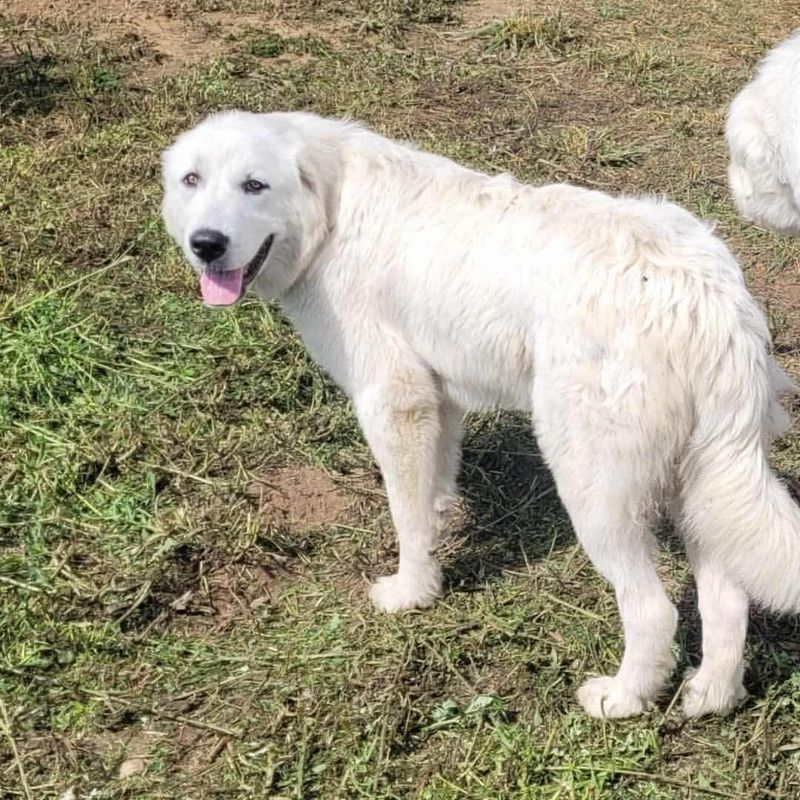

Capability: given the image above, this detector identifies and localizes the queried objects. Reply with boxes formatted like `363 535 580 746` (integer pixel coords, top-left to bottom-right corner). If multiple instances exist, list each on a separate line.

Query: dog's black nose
189 229 229 263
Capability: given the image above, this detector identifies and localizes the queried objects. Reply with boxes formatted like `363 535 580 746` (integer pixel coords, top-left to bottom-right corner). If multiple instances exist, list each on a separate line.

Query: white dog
726 28 800 234
162 111 799 719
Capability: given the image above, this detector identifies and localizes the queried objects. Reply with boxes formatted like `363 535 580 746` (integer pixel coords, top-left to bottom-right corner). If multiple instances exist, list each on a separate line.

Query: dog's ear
296 142 341 235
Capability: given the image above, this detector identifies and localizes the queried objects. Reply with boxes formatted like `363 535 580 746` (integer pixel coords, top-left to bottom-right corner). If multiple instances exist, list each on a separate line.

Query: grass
484 11 583 56
2 0 800 797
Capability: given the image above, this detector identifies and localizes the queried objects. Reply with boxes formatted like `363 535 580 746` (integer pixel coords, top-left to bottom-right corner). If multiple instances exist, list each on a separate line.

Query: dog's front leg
355 367 447 612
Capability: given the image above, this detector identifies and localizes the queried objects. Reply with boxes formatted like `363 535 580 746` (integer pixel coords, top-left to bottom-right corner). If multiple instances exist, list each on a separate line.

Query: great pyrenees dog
726 29 800 234
162 111 800 719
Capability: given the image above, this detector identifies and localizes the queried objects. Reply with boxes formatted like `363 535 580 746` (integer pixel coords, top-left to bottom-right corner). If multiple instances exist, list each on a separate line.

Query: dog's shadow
445 411 574 592
449 412 800 698
0 51 72 119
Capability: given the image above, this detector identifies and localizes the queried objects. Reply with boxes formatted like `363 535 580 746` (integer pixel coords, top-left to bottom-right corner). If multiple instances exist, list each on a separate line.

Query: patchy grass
2 0 800 797
483 11 583 56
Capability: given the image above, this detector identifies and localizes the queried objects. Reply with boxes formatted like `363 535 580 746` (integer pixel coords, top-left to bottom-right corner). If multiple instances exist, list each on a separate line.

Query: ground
2 0 800 797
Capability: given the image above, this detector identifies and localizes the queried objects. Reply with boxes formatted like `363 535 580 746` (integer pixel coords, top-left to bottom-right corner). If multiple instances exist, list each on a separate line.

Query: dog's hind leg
681 543 748 717
533 374 678 718
355 366 454 612
568 479 677 718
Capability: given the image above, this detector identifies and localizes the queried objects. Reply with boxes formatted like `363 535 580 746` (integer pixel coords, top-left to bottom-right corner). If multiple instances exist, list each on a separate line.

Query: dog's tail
680 295 800 612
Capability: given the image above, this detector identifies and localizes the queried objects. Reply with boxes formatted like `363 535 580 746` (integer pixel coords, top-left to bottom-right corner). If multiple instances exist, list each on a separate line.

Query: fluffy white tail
681 332 800 613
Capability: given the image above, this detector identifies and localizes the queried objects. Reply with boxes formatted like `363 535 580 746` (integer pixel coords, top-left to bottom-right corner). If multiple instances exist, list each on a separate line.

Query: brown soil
747 261 800 369
3 0 318 79
250 466 352 528
460 0 522 28
166 560 282 631
151 468 358 632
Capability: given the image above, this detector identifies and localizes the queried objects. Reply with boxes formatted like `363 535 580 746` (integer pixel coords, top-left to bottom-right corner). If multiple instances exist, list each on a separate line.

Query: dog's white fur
726 28 800 234
163 111 800 719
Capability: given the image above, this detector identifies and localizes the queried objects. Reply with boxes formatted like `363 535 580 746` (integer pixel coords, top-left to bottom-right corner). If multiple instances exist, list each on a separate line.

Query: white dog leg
356 368 452 612
571 503 678 719
682 545 748 717
540 469 677 717
534 381 678 718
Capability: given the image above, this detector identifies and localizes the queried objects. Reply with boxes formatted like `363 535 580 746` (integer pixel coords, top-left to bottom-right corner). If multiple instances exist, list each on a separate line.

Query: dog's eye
182 172 200 187
244 179 269 194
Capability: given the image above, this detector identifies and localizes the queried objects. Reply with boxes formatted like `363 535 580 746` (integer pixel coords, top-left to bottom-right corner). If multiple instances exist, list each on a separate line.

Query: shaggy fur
162 111 799 719
726 28 800 234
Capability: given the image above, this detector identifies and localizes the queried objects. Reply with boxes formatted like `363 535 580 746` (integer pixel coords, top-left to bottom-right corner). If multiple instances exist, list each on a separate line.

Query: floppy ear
296 141 341 237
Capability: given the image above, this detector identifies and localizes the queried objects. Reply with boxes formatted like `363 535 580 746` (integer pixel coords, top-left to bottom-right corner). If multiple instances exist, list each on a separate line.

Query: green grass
2 0 800 797
484 11 583 56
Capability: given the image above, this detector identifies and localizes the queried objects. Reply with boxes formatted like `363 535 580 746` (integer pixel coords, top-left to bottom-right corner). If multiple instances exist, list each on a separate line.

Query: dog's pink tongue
200 268 244 306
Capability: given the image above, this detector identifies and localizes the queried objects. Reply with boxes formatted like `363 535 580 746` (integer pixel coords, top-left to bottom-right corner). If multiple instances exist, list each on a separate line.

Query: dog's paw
434 492 457 515
369 566 442 613
577 676 647 719
682 668 746 718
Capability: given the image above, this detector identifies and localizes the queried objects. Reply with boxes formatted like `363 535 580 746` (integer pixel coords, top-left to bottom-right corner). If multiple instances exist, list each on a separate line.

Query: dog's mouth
199 233 275 307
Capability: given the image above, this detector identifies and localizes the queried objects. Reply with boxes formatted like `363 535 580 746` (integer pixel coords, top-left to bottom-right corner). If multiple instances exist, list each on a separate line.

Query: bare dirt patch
746 260 800 370
168 561 281 631
153 544 284 632
5 0 212 70
251 466 352 528
460 0 523 28
74 726 165 780
3 0 319 79
149 468 358 632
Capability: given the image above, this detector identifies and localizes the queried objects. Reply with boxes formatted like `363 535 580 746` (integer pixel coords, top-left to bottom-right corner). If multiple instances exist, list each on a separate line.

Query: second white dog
162 111 799 719
726 28 800 234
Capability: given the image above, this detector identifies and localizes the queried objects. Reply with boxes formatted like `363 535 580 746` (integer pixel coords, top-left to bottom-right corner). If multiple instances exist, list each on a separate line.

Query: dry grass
2 0 800 797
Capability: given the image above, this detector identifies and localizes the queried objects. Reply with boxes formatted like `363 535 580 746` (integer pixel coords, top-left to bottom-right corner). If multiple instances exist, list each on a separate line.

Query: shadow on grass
446 411 574 592
0 51 71 119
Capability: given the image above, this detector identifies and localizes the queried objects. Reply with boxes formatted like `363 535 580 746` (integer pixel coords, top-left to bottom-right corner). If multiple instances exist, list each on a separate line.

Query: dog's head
161 111 339 305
